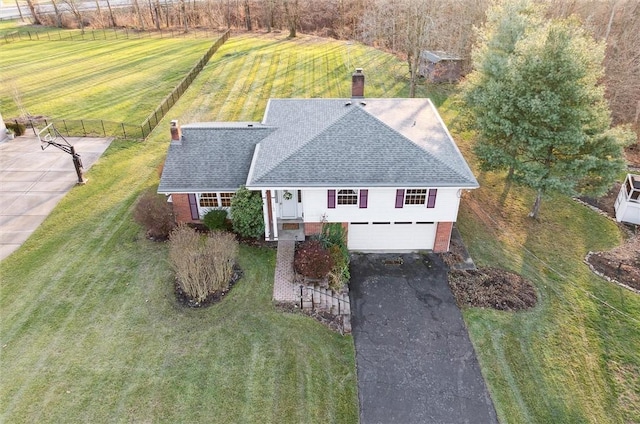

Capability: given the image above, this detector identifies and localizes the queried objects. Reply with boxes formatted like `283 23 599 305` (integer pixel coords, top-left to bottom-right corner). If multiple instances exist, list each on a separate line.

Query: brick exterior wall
304 222 348 237
172 193 199 224
304 222 323 236
433 221 453 253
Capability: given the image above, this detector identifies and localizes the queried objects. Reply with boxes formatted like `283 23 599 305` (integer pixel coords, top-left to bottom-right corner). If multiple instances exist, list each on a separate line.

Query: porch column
271 190 279 240
262 190 271 240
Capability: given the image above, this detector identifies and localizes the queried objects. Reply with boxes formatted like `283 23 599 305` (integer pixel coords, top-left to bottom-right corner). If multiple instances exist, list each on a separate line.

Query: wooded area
22 0 640 136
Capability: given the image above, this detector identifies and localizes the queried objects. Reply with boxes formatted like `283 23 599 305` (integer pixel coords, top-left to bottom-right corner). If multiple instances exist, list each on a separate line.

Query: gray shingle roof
158 98 478 193
158 124 274 193
247 98 478 188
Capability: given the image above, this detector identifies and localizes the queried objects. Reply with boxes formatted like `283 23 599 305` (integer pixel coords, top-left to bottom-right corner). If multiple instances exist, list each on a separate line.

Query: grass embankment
440 103 640 423
0 32 419 422
0 26 213 123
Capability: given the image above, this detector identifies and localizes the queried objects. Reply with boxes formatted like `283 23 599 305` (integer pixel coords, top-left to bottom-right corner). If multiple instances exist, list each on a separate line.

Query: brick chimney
351 68 364 98
170 120 181 143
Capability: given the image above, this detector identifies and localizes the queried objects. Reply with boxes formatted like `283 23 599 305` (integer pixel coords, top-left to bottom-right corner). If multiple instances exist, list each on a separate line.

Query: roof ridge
251 101 354 182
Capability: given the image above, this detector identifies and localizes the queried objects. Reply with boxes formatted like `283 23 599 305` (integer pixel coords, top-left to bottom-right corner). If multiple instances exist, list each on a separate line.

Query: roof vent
360 101 367 106
345 101 352 106
248 124 253 127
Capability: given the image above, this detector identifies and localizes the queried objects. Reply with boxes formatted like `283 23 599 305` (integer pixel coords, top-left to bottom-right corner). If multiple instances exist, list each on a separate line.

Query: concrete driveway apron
0 135 112 260
350 253 498 424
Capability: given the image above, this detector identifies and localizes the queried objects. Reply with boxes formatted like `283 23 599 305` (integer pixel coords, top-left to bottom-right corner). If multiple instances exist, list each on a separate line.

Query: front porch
268 218 305 242
262 188 307 241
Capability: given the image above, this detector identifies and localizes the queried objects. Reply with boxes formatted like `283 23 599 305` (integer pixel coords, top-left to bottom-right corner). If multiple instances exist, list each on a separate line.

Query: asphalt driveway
349 253 498 424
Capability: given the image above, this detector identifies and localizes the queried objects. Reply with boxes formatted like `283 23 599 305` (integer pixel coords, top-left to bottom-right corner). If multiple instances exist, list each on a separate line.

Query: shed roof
420 50 463 63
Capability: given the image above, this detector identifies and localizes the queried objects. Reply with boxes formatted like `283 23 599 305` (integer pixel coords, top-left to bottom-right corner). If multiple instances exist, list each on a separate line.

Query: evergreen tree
463 0 633 218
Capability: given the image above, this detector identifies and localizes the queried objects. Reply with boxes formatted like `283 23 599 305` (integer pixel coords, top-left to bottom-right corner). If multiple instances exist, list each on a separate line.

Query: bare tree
132 0 146 29
50 0 63 27
26 0 43 25
400 0 435 97
283 0 299 37
61 0 86 33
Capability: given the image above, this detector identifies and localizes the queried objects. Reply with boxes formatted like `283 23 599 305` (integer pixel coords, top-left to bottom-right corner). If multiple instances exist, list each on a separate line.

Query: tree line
23 0 639 135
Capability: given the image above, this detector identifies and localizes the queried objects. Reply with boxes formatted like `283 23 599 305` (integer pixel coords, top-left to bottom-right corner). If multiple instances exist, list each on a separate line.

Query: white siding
300 187 461 224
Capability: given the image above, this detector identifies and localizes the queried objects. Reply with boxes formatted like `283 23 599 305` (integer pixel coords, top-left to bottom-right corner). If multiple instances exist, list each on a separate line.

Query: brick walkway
273 239 299 303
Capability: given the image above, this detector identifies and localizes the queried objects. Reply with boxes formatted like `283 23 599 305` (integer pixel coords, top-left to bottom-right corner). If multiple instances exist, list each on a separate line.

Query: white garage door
347 222 436 251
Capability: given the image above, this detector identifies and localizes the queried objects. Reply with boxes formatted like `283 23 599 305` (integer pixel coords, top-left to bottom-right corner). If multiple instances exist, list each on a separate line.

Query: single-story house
418 51 464 83
158 69 478 252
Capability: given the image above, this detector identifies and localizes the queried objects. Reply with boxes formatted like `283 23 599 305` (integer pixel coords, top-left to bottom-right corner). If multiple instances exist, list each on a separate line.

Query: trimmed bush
230 186 264 239
203 208 228 231
319 223 350 291
133 190 176 240
294 240 334 279
169 224 238 304
5 122 26 136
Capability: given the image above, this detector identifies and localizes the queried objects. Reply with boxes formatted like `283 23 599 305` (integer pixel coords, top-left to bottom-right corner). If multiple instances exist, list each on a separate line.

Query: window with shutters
337 189 358 205
405 189 427 205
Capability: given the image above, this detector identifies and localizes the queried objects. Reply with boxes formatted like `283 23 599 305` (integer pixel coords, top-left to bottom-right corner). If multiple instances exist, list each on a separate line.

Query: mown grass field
0 24 215 123
441 104 640 422
1 28 638 423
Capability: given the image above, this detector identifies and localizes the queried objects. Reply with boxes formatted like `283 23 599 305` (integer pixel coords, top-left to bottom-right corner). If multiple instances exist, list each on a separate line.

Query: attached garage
347 221 436 251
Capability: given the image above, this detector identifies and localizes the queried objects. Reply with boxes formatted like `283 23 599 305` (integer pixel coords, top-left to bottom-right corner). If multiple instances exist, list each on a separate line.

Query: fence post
121 123 127 139
101 120 106 137
81 120 87 136
63 120 69 136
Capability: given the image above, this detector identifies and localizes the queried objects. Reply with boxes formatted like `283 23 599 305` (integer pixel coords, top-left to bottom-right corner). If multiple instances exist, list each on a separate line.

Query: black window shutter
188 193 199 219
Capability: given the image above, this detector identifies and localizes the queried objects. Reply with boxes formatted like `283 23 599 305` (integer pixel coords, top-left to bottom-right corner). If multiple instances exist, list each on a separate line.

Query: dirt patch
440 241 465 268
578 182 620 217
448 267 537 311
276 302 347 334
174 266 243 308
585 235 640 292
625 142 640 169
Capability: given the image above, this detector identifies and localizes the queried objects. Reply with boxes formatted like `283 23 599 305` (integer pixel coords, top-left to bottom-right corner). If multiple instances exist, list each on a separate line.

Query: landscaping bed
448 267 538 311
585 235 640 292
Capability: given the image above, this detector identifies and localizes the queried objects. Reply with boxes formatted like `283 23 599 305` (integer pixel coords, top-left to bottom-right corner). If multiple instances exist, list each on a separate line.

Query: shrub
319 223 350 291
169 224 238 304
5 122 26 136
203 208 228 231
230 186 264 239
133 190 176 240
294 240 334 279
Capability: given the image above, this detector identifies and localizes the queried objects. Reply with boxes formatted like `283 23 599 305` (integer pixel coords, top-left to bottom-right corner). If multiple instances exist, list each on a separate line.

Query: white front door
280 190 298 218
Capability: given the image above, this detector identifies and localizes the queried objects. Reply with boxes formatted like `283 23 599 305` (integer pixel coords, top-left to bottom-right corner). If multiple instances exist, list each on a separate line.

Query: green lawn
2 30 638 423
440 102 640 423
0 25 214 123
1 33 403 423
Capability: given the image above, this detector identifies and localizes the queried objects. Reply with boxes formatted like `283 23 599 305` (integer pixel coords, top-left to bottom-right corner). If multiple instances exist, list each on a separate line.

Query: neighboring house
158 69 479 252
418 51 464 83
614 174 640 225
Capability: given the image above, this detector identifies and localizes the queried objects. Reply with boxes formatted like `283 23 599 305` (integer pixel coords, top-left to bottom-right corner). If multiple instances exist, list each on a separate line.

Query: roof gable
247 98 478 188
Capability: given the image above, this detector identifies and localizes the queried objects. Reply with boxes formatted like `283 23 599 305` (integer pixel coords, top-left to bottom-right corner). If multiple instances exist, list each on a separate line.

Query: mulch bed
585 236 640 292
448 267 538 311
174 266 243 308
